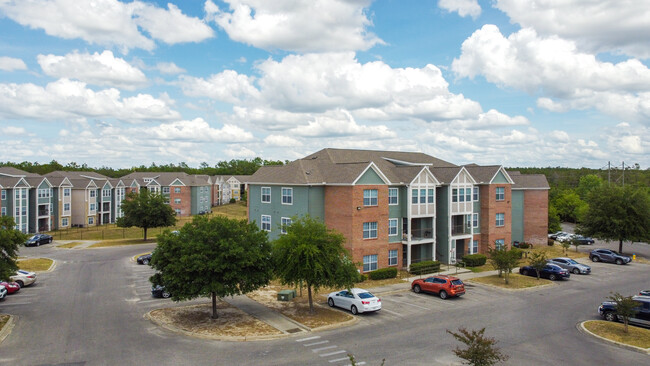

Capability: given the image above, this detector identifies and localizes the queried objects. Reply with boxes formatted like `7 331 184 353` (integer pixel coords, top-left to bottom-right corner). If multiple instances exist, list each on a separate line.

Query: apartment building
509 171 550 246
45 171 113 227
212 175 250 205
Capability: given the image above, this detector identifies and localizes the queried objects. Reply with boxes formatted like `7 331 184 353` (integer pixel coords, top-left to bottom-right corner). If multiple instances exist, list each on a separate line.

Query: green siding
511 190 524 243
473 200 481 234
191 186 211 215
388 189 402 243
37 181 50 204
435 186 450 263
307 186 325 219
356 168 384 185
492 170 509 184
248 185 312 241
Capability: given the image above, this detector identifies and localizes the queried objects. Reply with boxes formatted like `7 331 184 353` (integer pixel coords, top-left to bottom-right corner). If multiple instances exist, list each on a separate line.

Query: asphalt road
1 242 648 366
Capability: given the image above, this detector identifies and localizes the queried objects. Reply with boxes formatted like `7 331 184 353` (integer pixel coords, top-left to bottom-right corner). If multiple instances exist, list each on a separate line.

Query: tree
0 216 27 281
570 236 581 253
559 239 571 254
579 185 650 253
272 216 358 314
527 252 548 281
447 327 509 366
606 292 640 333
487 244 520 285
576 174 604 200
116 189 176 240
553 190 588 223
548 204 561 233
150 215 272 319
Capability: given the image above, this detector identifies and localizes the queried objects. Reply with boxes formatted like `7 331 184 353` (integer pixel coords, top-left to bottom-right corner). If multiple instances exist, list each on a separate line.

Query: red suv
411 275 465 299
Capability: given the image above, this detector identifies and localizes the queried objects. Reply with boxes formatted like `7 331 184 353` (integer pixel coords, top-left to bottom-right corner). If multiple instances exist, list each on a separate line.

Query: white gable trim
352 162 391 185
86 180 99 189
490 166 515 184
409 167 440 186
170 178 186 186
451 167 477 185
13 177 31 189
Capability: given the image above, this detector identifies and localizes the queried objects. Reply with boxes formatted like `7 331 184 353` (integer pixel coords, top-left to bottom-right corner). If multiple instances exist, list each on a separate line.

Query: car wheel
615 259 623 265
328 298 334 307
604 312 616 322
572 268 580 274
49 238 53 243
591 256 599 262
439 290 448 300
16 280 24 288
351 305 358 315
522 270 529 276
162 291 171 298
36 241 40 247
413 285 421 294
143 259 150 265
549 274 557 281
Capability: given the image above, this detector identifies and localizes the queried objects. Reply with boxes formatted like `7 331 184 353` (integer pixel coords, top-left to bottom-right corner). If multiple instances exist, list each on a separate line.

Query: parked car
151 285 171 298
327 288 381 315
10 270 37 287
598 295 650 328
519 264 570 281
548 231 567 240
411 275 465 299
640 290 650 296
24 234 53 247
589 249 631 265
0 285 6 300
137 253 152 265
556 233 575 243
572 235 595 245
0 281 21 294
547 257 591 275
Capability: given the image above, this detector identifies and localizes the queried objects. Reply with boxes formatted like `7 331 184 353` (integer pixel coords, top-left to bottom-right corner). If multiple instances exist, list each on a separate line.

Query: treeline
509 166 650 190
0 157 287 178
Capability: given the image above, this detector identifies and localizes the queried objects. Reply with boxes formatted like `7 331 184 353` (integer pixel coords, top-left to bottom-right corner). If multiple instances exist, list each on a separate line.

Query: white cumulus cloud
0 56 27 71
438 0 481 19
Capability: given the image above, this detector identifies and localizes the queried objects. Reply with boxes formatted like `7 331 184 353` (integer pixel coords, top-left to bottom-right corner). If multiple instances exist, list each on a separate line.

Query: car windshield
566 259 578 264
451 279 463 285
28 236 37 240
609 250 621 255
357 292 375 299
17 270 28 274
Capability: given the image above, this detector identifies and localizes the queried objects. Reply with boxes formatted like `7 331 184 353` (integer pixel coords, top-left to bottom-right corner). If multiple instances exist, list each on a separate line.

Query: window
62 217 68 227
88 217 94 225
89 190 96 198
15 190 20 199
64 203 70 212
175 209 181 215
495 239 505 249
261 215 271 232
89 203 96 211
281 217 292 234
388 218 398 236
102 189 110 197
281 187 293 205
174 198 181 204
428 189 434 203
452 188 458 202
64 188 71 197
465 188 471 202
419 189 426 204
459 188 465 202
38 189 50 198
162 187 170 194
473 213 478 228
496 187 505 201
388 188 398 205
1 190 5 200
174 187 181 193
473 186 478 201
388 250 398 266
363 222 377 239
1 207 5 216
363 254 378 272
261 187 271 203
496 213 505 227
412 189 418 204
363 189 378 206
470 240 479 254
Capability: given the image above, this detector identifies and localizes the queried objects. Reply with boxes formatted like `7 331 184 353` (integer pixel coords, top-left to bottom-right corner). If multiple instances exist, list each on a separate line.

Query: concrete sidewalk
224 295 310 334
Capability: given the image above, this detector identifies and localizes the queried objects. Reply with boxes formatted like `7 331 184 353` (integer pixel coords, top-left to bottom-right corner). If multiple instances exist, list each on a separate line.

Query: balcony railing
402 228 434 241
451 223 471 236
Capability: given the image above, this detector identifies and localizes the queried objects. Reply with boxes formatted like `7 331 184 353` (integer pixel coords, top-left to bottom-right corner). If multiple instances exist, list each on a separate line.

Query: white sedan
10 270 37 288
327 288 381 315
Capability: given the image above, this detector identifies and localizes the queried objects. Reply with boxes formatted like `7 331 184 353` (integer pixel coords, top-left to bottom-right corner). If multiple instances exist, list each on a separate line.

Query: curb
577 320 650 355
465 278 556 292
0 314 16 345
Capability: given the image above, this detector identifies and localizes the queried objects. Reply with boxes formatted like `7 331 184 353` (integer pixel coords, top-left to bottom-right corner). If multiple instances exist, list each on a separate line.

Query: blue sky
0 0 648 169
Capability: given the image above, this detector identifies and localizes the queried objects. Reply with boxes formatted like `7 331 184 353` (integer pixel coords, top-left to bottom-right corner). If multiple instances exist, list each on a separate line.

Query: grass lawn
469 273 553 289
465 243 590 273
0 314 9 330
89 238 156 248
57 241 83 249
584 320 650 349
17 258 54 272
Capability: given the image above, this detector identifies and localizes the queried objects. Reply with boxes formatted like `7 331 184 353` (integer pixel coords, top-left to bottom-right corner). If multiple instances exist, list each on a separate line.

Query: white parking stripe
320 350 346 357
0 302 32 306
381 297 430 310
303 340 329 347
378 308 402 316
329 357 350 363
296 336 320 342
312 345 337 352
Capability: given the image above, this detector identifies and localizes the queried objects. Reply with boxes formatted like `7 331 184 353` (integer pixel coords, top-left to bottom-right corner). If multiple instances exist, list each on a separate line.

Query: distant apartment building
212 175 250 205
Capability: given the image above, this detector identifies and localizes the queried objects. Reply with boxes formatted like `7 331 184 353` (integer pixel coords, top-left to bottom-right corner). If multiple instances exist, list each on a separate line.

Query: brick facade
169 186 191 216
479 184 512 252
523 190 548 245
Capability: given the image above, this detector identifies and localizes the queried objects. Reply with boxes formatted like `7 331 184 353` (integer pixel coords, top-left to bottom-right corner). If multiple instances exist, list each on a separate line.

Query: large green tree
150 215 272 319
272 216 359 314
576 174 604 200
578 185 650 253
552 190 588 223
116 189 176 240
0 216 27 280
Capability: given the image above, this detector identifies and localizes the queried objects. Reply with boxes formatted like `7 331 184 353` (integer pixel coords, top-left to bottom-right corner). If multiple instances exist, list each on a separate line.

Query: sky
0 0 648 169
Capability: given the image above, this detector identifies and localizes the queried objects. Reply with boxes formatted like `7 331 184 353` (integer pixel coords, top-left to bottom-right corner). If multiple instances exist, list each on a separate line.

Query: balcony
402 217 434 242
451 214 471 236
37 205 49 217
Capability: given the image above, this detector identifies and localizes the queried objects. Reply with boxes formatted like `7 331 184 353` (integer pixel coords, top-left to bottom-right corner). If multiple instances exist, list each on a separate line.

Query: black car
589 249 631 265
573 235 595 245
25 234 53 247
598 295 650 328
137 253 152 265
519 264 570 281
151 285 171 298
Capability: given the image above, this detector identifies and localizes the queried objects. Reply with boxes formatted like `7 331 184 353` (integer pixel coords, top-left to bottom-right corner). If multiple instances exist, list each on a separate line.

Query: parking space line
296 336 320 342
312 345 337 353
381 297 430 310
329 357 350 363
378 308 402 317
0 302 32 306
303 340 329 347
320 350 346 357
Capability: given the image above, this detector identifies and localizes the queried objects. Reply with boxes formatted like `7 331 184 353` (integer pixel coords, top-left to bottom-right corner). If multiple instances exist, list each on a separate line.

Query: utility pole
622 161 625 186
608 161 611 185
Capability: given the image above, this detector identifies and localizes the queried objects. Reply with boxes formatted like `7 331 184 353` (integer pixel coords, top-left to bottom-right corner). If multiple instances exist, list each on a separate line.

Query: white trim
261 187 271 203
170 178 186 186
408 167 441 186
352 162 391 185
489 166 515 185
281 187 293 205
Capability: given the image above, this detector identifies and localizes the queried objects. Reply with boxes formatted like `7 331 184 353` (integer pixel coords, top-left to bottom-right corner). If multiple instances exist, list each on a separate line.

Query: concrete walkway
224 295 310 334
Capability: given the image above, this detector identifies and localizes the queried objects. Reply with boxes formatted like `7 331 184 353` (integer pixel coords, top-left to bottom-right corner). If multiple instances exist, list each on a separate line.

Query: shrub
517 242 532 249
356 273 367 282
368 267 397 280
510 248 523 259
462 254 487 267
409 260 440 275
547 238 555 246
229 198 236 203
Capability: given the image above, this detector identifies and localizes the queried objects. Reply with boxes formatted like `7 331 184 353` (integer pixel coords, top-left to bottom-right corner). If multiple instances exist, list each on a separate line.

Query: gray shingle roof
463 165 503 184
508 171 550 189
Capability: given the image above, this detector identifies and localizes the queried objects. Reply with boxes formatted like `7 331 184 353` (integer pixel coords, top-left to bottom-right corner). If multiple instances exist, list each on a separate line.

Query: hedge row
462 254 487 267
409 260 441 275
368 267 398 280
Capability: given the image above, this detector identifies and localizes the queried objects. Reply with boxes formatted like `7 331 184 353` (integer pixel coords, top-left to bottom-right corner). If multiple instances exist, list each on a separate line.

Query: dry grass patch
17 258 53 272
469 274 553 289
212 203 247 219
584 320 650 349
89 238 156 248
150 302 281 338
248 286 353 329
56 241 83 249
0 314 9 330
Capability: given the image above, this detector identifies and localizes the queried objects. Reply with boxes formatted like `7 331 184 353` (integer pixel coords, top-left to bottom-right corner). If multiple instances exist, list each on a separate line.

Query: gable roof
120 172 211 187
508 171 550 190
463 165 514 184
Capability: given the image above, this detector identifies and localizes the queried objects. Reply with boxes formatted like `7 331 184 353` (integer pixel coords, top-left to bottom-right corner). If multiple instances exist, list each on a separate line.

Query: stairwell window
495 239 505 249
473 186 478 201
363 222 377 239
473 213 479 228
261 187 271 203
496 187 505 201
363 189 378 206
388 218 398 236
496 213 505 227
470 240 479 254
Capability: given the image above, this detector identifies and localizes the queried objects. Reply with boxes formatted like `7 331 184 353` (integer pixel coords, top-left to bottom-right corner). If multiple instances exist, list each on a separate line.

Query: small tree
487 244 519 285
447 327 509 366
116 189 176 240
570 236 581 253
273 216 358 314
0 216 27 281
528 252 548 281
150 215 272 319
560 239 571 254
607 292 640 333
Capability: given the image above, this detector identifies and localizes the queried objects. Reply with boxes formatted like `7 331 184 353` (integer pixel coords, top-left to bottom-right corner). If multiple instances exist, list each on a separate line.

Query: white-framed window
388 249 398 266
496 213 505 227
261 215 271 232
388 218 398 236
363 254 378 272
89 190 96 198
1 207 5 216
89 203 96 211
174 198 181 204
64 188 71 197
465 188 471 202
419 189 426 204
15 190 20 199
495 239 505 249
496 187 505 201
174 187 181 193
175 209 181 215
473 213 479 228
64 203 70 212
363 222 377 239
428 189 434 203
38 188 51 198
162 187 170 194
452 188 458 203
62 217 68 227
412 189 418 204
388 188 398 205
1 190 5 200
473 186 478 201
88 217 94 225
281 187 293 205
459 188 465 202
102 189 110 197
363 189 378 206
261 187 271 203
143 178 153 183
470 240 479 254
281 217 292 234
